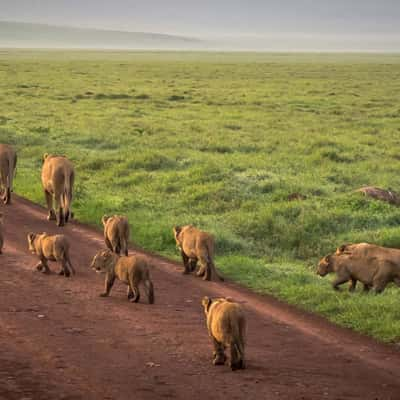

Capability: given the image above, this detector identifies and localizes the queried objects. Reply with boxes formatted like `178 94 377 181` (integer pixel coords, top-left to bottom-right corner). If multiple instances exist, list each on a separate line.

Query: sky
1 0 400 50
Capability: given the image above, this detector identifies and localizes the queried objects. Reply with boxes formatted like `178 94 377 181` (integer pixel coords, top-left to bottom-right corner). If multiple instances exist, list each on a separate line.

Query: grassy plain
1 50 400 341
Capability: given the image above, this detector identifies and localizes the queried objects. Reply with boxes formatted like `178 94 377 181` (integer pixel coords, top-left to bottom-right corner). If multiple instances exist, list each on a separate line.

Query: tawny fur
0 212 4 254
90 249 154 304
41 153 75 227
173 225 224 281
102 215 130 256
0 144 17 205
27 232 75 277
202 297 246 371
318 243 400 293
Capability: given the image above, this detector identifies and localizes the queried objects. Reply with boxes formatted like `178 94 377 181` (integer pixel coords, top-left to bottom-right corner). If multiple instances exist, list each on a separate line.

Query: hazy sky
1 0 400 38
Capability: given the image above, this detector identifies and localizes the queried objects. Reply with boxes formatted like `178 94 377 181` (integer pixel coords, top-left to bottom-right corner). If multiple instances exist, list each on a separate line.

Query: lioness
0 144 17 205
173 225 223 281
202 297 246 371
0 212 4 254
318 243 400 293
27 232 75 277
102 215 130 256
41 153 75 226
90 249 154 304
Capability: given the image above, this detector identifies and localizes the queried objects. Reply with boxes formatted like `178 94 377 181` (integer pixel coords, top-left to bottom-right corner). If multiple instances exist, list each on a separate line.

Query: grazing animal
102 215 130 256
318 243 400 293
27 232 75 277
41 153 75 226
173 225 224 281
202 297 246 371
0 212 3 254
355 186 400 206
90 249 154 304
0 144 17 205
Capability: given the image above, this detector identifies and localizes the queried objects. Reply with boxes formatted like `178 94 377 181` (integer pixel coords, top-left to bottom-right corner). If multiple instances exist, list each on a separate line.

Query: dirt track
1 196 400 400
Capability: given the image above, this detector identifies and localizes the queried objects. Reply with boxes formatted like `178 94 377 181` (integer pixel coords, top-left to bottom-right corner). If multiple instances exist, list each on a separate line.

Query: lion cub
27 232 75 277
90 249 154 304
41 153 75 226
0 212 4 254
102 215 130 256
173 225 224 281
202 297 246 371
0 143 17 205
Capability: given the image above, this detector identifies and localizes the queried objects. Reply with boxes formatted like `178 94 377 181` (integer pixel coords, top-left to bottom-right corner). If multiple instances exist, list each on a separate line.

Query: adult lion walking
0 144 17 205
41 154 75 227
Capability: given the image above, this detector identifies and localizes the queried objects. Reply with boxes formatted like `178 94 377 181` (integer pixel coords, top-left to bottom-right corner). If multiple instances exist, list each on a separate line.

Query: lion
0 212 4 254
90 249 154 304
173 225 224 281
41 153 75 226
0 144 17 205
318 243 400 293
201 297 246 371
27 232 75 277
102 215 130 256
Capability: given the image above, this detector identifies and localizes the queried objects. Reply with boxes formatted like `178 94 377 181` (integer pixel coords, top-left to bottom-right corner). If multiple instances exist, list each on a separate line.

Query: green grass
1 50 400 342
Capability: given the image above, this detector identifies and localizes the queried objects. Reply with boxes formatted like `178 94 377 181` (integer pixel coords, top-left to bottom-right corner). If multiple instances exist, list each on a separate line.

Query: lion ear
43 153 49 161
336 244 347 254
101 250 111 258
102 215 110 226
27 232 36 243
202 296 212 312
173 225 182 237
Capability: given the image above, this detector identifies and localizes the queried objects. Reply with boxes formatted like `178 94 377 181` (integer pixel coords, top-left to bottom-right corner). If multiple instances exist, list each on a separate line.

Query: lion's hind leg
189 258 197 273
230 341 245 371
212 338 226 366
44 190 56 221
128 275 140 303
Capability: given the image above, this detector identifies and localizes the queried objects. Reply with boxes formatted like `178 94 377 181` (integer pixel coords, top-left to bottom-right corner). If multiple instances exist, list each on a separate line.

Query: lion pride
41 153 75 227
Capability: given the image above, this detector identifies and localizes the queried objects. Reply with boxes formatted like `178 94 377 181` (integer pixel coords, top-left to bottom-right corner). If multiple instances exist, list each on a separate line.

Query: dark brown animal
27 232 75 277
0 144 17 205
318 243 400 293
41 154 75 226
90 250 154 304
102 215 129 256
202 297 246 371
173 225 223 281
355 186 400 206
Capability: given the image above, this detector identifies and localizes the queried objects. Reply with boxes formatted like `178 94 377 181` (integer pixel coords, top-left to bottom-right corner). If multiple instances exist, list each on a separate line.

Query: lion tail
118 222 129 256
8 152 17 193
66 250 76 276
230 317 246 369
205 242 224 281
144 277 154 304
62 170 74 221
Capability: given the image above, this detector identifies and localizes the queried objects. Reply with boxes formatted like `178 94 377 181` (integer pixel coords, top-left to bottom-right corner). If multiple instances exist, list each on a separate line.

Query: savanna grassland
1 50 400 341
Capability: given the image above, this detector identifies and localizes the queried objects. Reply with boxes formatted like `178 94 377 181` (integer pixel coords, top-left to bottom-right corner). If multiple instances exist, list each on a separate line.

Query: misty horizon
1 0 400 52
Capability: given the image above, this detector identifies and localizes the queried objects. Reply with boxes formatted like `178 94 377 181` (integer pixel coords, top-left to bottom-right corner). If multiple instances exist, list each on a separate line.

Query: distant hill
0 21 205 50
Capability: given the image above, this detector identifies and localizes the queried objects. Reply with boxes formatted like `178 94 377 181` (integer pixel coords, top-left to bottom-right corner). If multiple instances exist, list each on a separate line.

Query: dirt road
1 196 400 400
